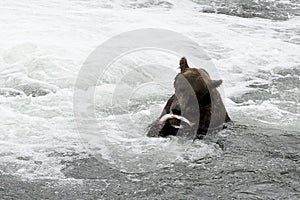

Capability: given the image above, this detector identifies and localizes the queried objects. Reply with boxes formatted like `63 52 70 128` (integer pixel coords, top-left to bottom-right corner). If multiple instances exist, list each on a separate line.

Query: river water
0 0 299 199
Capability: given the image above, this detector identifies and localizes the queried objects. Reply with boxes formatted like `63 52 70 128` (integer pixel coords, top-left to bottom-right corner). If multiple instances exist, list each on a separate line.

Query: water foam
0 0 299 178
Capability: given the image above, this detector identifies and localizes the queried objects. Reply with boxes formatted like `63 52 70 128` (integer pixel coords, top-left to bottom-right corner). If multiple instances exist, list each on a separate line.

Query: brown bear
147 57 231 139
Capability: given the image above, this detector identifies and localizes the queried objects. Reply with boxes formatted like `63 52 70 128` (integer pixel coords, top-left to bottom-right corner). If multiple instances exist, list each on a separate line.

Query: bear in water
147 57 231 139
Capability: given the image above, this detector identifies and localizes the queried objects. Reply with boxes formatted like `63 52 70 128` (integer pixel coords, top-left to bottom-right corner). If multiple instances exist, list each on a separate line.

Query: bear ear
179 57 189 73
180 57 187 63
208 79 223 89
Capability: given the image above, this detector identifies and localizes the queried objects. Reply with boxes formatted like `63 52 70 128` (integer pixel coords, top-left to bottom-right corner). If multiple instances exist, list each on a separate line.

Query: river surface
0 0 299 199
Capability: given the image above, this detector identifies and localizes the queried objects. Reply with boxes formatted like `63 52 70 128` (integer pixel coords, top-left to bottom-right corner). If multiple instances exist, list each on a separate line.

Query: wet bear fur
147 57 231 139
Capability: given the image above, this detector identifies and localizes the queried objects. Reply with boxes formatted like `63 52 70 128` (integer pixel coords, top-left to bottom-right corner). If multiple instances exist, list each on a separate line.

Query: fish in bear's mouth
158 113 195 129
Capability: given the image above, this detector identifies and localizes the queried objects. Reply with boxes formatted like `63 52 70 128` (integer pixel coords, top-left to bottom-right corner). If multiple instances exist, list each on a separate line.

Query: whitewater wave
0 0 299 179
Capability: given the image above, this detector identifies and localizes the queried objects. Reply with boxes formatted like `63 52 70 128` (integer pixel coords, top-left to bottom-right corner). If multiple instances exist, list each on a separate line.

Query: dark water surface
1 123 299 199
193 0 300 20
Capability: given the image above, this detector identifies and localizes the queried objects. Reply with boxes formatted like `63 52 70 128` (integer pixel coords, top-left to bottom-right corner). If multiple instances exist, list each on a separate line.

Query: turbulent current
0 0 299 199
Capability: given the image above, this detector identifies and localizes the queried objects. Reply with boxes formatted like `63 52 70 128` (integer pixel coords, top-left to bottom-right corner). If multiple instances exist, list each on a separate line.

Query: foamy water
0 0 299 186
